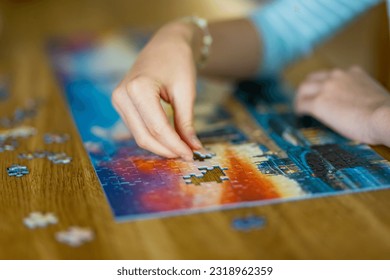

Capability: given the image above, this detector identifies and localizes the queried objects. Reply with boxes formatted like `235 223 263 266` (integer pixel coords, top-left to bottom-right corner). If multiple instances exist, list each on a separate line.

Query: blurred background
0 0 388 88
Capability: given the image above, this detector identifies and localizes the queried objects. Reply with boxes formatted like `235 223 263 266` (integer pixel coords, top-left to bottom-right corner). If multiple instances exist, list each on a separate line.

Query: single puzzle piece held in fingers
193 150 216 162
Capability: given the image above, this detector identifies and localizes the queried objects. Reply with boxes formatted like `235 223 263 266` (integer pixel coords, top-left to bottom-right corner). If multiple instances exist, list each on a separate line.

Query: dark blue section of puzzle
236 79 390 192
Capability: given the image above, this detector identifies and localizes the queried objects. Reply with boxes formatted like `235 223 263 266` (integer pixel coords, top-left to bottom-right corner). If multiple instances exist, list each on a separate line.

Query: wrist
369 102 390 147
158 20 203 61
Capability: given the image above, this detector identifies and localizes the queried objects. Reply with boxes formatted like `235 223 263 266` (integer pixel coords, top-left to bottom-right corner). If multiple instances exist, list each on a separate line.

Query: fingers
296 70 329 99
294 67 354 116
306 71 330 82
294 71 328 115
349 65 364 74
171 81 202 150
124 78 194 161
112 88 178 159
294 86 317 116
297 82 322 98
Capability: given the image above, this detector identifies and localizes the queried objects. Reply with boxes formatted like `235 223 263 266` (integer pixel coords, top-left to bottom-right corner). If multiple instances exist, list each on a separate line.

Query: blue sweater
249 0 383 75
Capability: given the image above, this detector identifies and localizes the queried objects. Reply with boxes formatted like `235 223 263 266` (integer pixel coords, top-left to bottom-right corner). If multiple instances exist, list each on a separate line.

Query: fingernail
191 135 202 149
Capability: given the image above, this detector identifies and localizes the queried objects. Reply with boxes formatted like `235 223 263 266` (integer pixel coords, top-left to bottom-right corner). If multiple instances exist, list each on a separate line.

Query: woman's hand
112 22 203 161
111 17 260 159
295 66 390 147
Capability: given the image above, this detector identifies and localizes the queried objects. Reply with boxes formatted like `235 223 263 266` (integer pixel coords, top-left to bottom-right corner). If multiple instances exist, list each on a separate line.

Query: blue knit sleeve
249 0 382 76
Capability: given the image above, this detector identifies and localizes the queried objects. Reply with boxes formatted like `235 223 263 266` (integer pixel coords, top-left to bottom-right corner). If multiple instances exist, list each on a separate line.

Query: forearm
160 18 262 80
201 19 261 79
158 0 380 80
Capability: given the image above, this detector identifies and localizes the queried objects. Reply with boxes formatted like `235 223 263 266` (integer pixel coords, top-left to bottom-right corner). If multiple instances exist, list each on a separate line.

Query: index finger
128 84 194 161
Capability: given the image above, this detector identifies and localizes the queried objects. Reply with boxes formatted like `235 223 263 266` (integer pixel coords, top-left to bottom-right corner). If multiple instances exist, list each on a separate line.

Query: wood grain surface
0 0 390 260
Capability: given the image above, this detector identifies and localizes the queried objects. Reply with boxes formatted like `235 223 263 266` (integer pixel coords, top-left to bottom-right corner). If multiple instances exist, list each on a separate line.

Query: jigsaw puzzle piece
23 212 58 229
7 164 29 178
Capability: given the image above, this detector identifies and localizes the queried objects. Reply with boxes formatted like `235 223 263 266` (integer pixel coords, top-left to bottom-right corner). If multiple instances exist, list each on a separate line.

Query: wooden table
1 0 390 259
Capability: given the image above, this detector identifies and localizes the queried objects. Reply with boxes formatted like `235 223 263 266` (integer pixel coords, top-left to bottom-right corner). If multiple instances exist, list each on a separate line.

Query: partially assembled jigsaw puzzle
49 31 390 221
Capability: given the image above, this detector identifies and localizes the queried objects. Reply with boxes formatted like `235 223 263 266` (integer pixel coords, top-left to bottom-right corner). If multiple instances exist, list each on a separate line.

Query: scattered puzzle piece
7 164 29 177
44 133 70 144
183 166 229 185
19 150 50 160
0 139 18 152
0 126 36 141
18 152 35 160
47 152 72 164
55 227 94 247
0 99 41 128
18 150 72 164
23 212 58 229
33 150 49 158
232 215 266 232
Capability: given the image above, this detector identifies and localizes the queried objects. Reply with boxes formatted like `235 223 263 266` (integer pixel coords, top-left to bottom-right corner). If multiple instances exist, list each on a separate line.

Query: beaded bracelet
182 16 213 69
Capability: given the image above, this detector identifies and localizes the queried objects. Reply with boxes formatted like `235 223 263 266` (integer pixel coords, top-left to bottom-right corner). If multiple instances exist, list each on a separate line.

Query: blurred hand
295 66 390 146
112 22 203 161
